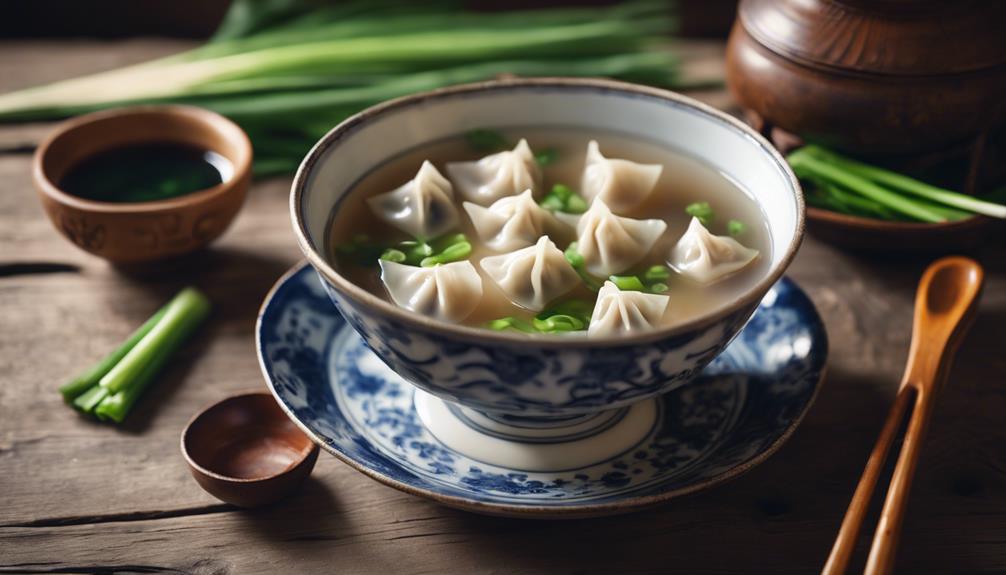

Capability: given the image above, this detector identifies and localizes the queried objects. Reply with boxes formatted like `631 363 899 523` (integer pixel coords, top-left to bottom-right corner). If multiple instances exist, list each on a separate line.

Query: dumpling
379 260 483 322
569 198 667 277
581 140 662 212
367 161 459 240
463 190 567 252
668 217 759 284
446 139 542 205
479 236 580 312
588 281 670 337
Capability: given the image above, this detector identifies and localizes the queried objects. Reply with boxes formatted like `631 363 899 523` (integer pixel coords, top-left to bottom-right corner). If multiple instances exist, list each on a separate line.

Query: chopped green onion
539 299 593 321
727 219 746 236
487 317 536 333
565 193 588 214
421 241 472 267
685 202 714 226
430 232 468 252
551 184 573 201
539 183 589 214
535 148 559 166
564 242 585 268
643 265 670 281
379 248 406 263
466 129 510 152
609 275 646 291
399 240 434 264
73 384 109 413
539 194 565 211
337 234 384 266
648 282 669 293
533 314 585 333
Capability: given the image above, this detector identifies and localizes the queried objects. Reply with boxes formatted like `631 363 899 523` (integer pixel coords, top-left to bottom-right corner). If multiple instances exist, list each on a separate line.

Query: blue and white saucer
257 263 827 518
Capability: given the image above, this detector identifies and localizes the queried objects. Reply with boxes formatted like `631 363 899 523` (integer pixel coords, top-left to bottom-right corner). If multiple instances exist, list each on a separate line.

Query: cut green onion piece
466 129 509 152
379 248 406 263
551 184 573 201
565 193 588 214
648 282 669 293
487 317 535 333
99 288 211 395
609 275 645 291
431 232 468 252
420 241 472 267
539 195 565 211
539 183 588 214
536 148 559 166
727 219 746 236
685 201 714 226
59 306 169 402
73 384 109 413
643 265 670 281
93 296 208 423
564 242 585 268
533 314 585 333
801 145 1006 219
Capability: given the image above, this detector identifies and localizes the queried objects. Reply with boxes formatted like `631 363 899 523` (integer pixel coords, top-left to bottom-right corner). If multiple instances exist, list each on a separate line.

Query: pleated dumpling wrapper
379 260 483 323
581 140 663 213
588 281 670 337
367 161 459 240
463 190 567 252
668 217 759 284
479 236 580 312
567 198 667 277
446 139 542 206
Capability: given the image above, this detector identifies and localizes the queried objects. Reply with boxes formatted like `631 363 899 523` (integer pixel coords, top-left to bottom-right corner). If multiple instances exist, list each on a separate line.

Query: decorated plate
257 263 827 518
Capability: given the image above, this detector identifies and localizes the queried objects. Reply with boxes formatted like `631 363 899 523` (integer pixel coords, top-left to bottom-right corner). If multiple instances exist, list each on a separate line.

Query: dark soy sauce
59 143 233 203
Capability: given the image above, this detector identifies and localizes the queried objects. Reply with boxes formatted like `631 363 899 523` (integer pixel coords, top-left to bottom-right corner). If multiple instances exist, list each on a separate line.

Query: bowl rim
179 390 319 484
290 77 805 348
33 104 253 214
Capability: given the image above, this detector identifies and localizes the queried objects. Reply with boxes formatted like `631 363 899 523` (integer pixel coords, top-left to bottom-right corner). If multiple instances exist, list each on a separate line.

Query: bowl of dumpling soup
291 78 804 418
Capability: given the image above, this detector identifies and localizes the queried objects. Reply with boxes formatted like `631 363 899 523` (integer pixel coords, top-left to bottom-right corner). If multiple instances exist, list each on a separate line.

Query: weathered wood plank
1 36 1006 575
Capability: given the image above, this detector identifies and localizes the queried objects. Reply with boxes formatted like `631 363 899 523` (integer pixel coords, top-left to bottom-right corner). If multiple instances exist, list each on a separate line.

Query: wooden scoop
823 256 984 575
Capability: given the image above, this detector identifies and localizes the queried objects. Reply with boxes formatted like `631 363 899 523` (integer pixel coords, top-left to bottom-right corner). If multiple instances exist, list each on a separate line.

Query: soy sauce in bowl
59 142 233 203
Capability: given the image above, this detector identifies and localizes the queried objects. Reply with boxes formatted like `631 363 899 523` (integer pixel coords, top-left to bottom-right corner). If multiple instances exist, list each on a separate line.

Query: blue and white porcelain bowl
291 78 804 420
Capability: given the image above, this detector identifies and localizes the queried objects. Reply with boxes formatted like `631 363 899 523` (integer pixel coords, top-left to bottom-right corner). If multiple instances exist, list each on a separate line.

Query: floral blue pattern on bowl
321 280 757 417
258 264 827 517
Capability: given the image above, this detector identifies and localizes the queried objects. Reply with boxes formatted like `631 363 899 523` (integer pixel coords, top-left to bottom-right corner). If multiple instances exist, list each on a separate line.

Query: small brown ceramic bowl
806 208 998 254
33 105 252 264
181 392 320 508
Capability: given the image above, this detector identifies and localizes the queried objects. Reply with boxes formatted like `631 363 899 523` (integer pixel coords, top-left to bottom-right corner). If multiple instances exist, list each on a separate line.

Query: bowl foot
414 389 659 472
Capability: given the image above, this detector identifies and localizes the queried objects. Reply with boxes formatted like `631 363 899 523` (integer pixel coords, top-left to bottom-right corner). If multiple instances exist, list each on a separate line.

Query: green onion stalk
63 288 211 423
0 0 688 177
788 145 1006 223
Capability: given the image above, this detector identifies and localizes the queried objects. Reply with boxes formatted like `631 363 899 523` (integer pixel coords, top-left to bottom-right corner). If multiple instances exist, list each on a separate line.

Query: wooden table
2 39 1005 575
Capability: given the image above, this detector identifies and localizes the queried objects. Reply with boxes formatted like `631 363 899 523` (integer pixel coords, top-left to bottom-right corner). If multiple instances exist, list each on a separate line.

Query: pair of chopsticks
824 257 984 574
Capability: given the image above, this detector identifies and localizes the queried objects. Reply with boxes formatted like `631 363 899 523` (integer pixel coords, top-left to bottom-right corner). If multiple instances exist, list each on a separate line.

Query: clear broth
328 127 772 332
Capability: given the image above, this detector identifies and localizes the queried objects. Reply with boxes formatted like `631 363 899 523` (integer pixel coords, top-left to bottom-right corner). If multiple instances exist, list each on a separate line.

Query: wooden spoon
823 256 984 575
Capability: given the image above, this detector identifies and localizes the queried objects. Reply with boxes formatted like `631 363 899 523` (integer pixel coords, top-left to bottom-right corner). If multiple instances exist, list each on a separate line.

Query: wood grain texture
1 39 1006 574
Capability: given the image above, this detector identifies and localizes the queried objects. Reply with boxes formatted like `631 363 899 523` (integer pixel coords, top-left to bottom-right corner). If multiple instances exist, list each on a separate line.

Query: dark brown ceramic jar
726 0 1006 156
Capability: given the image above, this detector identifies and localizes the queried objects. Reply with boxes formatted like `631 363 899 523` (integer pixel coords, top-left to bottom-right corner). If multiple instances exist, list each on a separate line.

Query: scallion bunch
0 0 683 177
788 145 1006 223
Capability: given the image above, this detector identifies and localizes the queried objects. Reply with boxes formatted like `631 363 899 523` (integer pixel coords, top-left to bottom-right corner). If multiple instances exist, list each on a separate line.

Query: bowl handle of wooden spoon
823 257 984 575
